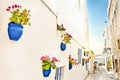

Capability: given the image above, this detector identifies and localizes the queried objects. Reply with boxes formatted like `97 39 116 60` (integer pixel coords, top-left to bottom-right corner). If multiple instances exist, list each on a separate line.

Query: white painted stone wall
107 0 120 79
57 0 89 49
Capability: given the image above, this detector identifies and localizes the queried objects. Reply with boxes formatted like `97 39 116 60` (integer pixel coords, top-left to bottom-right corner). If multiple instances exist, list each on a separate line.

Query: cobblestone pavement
85 67 115 80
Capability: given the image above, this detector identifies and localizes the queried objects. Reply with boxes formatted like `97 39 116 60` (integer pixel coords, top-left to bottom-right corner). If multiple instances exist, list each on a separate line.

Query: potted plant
60 42 66 51
82 58 85 66
68 55 78 70
60 33 72 51
40 55 59 77
86 58 89 63
6 4 31 41
63 33 72 44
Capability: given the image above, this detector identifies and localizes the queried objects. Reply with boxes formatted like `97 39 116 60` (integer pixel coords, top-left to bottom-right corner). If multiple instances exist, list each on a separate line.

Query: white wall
0 0 60 80
66 40 88 80
57 0 89 79
0 0 90 80
57 0 89 49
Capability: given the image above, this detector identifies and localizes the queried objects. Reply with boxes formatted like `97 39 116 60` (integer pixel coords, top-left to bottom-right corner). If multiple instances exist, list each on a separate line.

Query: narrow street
85 66 115 80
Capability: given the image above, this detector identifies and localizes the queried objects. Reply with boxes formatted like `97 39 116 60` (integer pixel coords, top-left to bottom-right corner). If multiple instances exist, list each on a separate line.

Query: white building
103 22 113 71
107 0 120 79
0 0 92 80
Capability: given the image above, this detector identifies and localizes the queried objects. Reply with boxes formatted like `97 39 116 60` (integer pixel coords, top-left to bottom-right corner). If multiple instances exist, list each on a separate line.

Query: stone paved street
85 67 115 80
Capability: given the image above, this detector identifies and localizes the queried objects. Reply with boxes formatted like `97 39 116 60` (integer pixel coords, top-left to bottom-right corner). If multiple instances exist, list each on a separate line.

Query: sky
86 0 108 55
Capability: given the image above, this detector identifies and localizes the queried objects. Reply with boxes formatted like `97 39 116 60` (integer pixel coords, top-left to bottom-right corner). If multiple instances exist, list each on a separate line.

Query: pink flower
12 5 15 9
14 4 17 8
40 56 45 61
17 5 20 7
6 8 10 11
68 34 72 38
65 33 72 38
8 6 11 9
40 55 51 61
40 55 59 62
69 55 78 65
52 57 59 62
45 55 50 60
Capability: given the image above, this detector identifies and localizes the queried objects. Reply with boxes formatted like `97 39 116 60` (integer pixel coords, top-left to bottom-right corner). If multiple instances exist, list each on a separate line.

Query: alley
85 67 115 80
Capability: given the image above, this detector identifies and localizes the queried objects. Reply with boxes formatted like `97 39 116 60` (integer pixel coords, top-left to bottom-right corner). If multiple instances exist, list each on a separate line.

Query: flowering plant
6 4 31 26
69 55 78 65
82 58 85 62
82 58 89 62
63 33 72 44
40 55 59 70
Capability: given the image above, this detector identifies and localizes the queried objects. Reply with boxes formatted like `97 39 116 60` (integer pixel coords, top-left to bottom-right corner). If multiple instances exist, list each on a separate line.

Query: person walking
93 62 97 73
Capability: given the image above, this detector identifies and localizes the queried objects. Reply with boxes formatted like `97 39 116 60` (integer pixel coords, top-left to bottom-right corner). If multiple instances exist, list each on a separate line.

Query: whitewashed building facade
0 0 92 80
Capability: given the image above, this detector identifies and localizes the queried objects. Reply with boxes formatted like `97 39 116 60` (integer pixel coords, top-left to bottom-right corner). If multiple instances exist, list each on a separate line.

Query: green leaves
42 60 51 70
63 37 71 43
42 60 57 70
7 5 31 26
40 55 59 70
62 33 72 44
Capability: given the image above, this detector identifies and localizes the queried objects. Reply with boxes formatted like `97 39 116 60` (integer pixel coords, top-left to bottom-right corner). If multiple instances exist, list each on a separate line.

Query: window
115 59 118 72
117 39 120 49
55 67 64 80
78 49 82 64
104 39 106 46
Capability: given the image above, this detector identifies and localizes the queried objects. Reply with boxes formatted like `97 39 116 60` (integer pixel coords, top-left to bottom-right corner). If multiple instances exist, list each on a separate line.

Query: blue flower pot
82 62 84 66
60 42 66 51
43 68 51 77
8 22 23 41
69 64 73 70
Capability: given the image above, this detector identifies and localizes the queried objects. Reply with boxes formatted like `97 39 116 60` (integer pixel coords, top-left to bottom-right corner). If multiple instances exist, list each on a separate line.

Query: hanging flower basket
8 22 23 41
6 4 31 41
69 63 73 70
60 42 66 51
86 58 89 63
40 55 59 77
42 68 51 77
62 33 72 44
68 55 78 70
82 58 85 66
60 33 72 51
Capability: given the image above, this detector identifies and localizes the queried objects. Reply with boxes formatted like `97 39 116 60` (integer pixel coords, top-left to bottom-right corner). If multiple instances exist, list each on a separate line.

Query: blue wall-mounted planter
60 42 66 51
43 68 51 77
8 22 23 41
82 62 84 66
69 63 73 70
